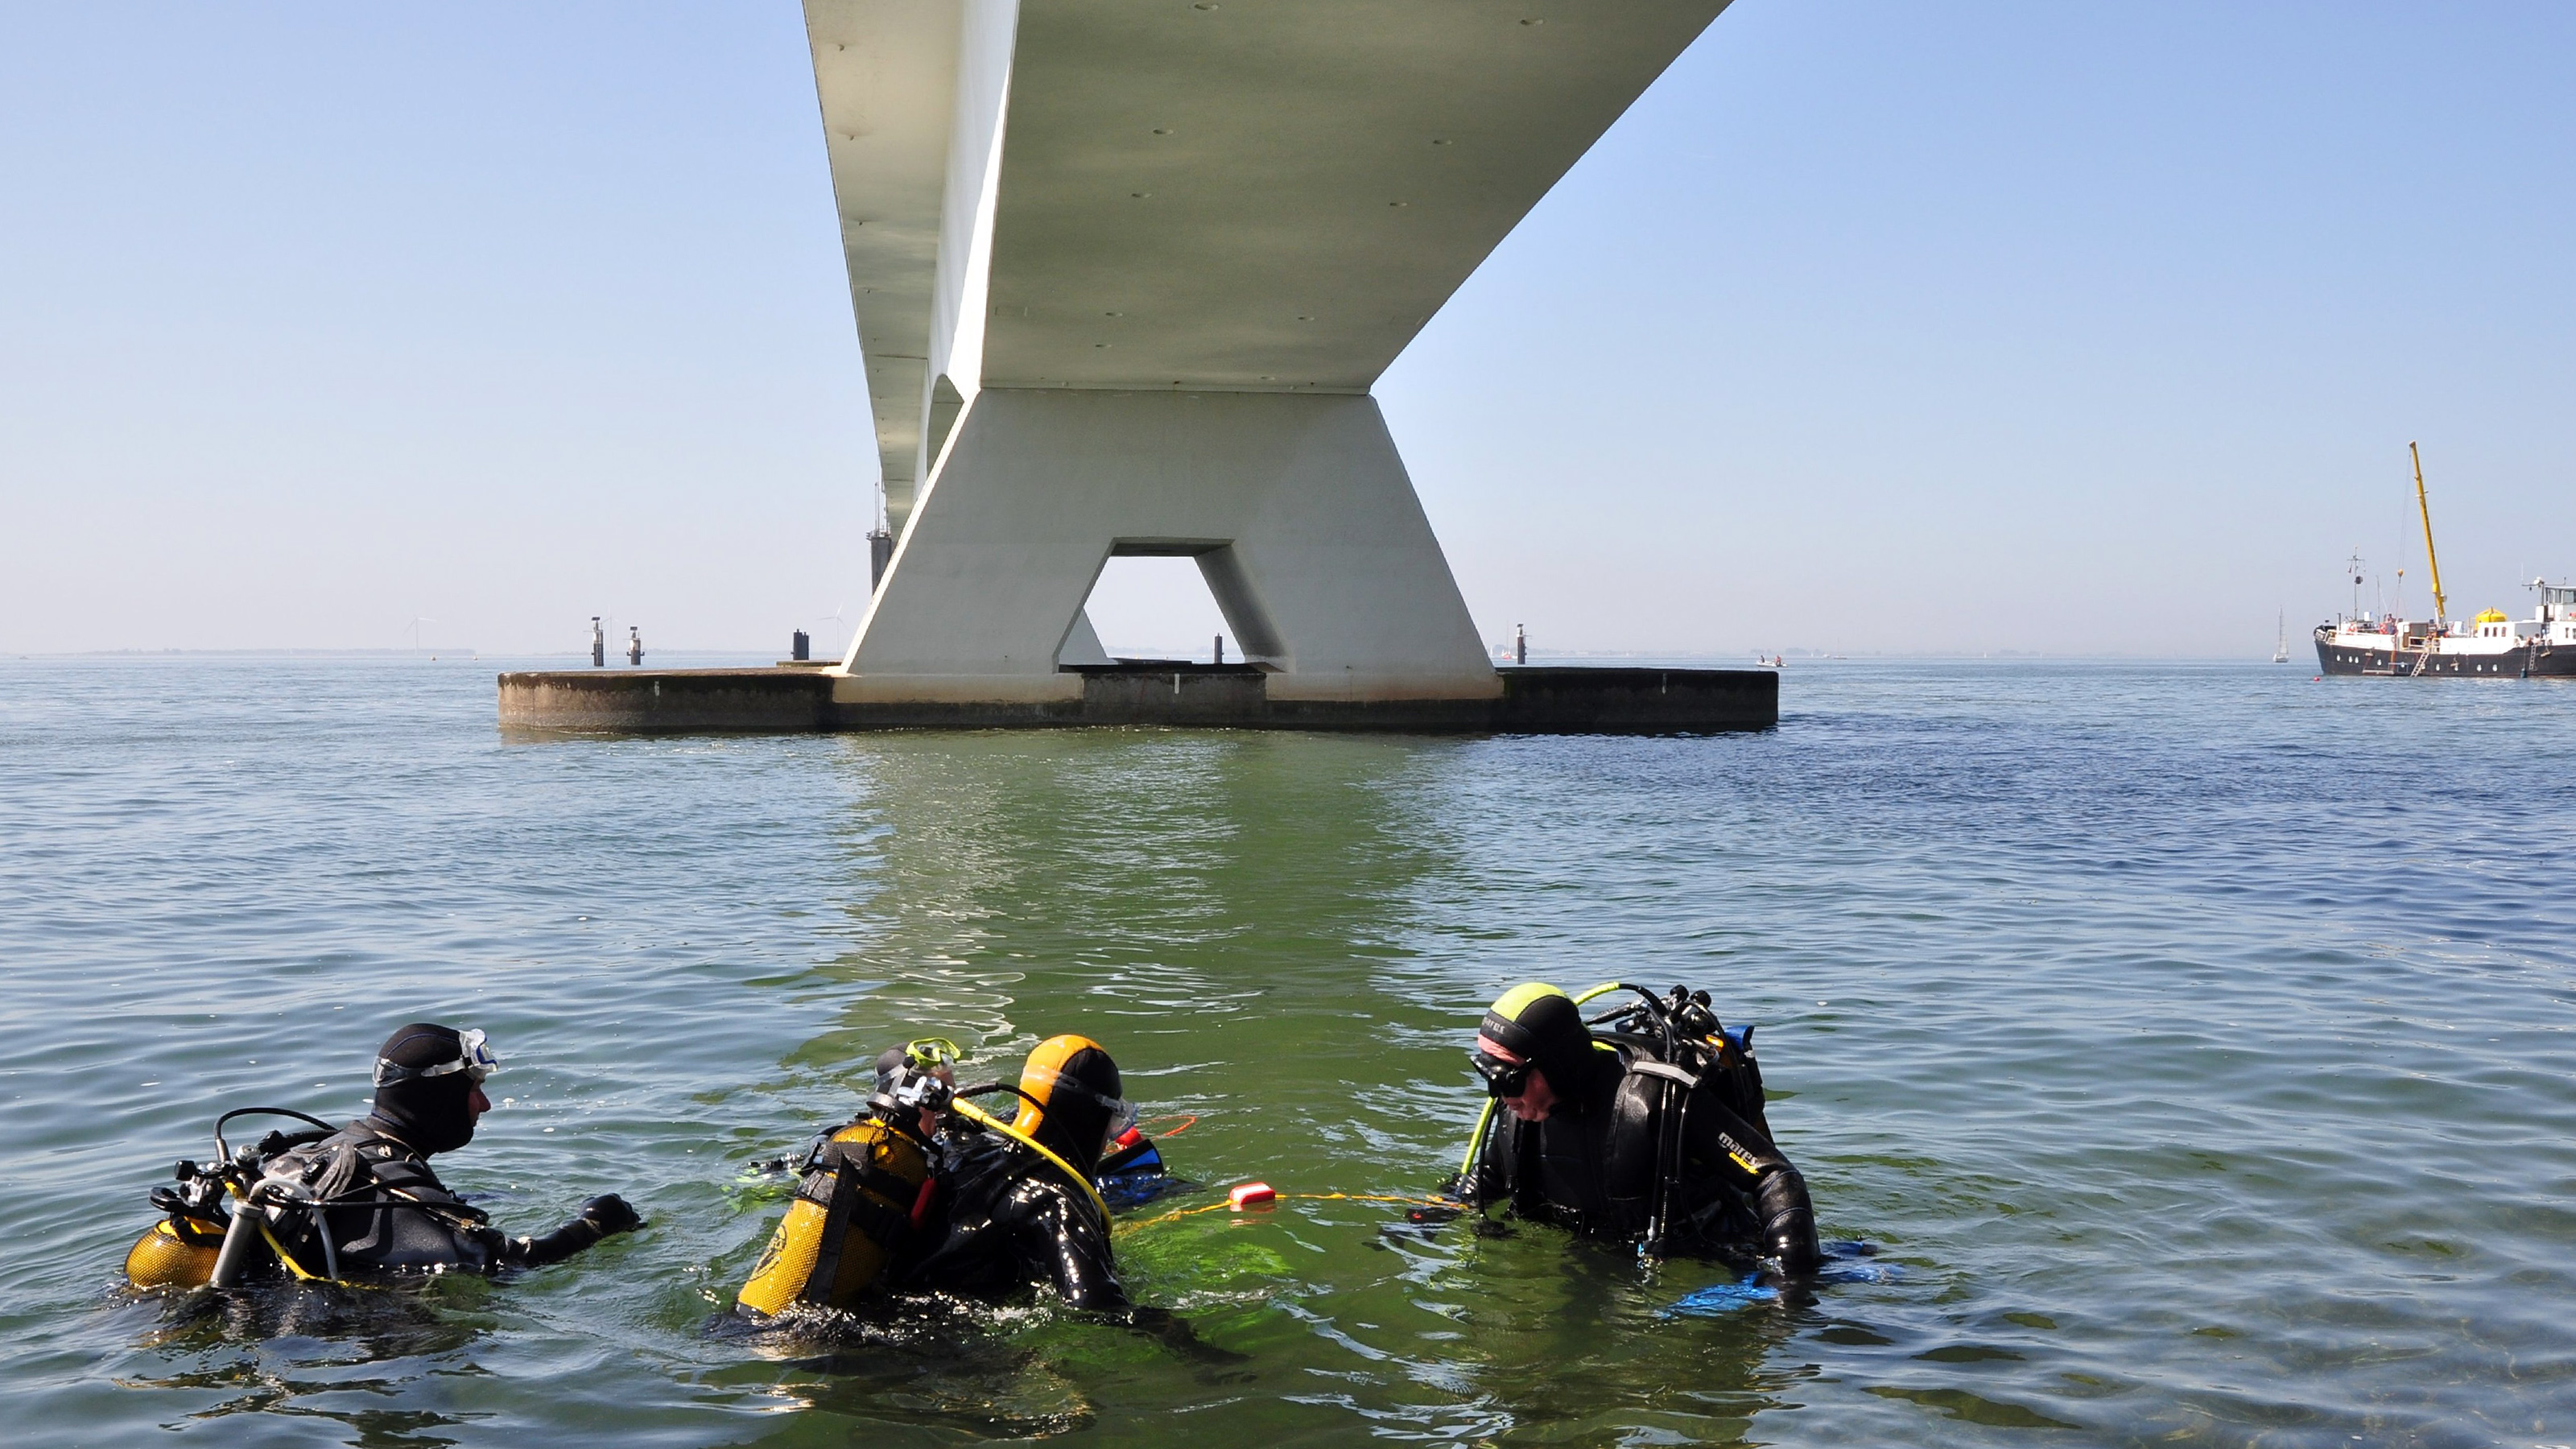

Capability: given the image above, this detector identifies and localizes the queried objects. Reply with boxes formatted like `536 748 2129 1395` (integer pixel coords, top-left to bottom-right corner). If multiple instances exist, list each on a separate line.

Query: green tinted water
5 657 2573 1445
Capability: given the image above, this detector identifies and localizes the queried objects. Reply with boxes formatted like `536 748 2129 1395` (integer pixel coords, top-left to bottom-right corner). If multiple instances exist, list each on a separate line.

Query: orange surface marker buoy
1228 1182 1278 1210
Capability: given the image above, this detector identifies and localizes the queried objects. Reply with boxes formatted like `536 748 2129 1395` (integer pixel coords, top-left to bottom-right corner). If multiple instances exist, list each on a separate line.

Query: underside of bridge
807 0 1731 706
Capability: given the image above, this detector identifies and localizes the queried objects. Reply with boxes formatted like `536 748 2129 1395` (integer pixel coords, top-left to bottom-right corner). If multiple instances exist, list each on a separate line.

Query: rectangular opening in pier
1076 552 1235 665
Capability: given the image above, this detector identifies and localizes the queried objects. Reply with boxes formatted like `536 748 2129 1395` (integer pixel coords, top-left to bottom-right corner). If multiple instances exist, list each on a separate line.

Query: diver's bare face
467 1084 490 1125
1476 1037 1558 1122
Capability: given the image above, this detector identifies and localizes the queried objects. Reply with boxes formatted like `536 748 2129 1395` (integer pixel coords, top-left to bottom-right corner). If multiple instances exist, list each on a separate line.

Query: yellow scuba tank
736 1114 933 1316
124 1214 228 1289
126 1108 338 1291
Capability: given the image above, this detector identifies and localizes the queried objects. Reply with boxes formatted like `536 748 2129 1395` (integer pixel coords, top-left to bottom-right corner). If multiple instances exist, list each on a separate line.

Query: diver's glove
580 1193 643 1236
1435 1171 1485 1205
1119 1305 1249 1366
507 1195 643 1267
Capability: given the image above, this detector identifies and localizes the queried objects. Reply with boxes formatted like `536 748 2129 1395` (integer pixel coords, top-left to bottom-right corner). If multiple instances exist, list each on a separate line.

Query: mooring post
590 617 605 668
627 627 643 667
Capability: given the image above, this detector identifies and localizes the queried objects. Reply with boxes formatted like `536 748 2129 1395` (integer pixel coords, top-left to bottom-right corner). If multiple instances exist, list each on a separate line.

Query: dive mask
903 1038 962 1071
1468 1046 1530 1099
374 1027 499 1087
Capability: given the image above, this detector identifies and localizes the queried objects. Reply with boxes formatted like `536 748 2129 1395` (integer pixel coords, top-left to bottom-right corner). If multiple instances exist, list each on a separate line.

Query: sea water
2 655 2570 1447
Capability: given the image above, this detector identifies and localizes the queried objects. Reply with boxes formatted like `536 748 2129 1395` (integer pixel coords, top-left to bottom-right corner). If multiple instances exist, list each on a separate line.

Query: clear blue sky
3 2 2569 657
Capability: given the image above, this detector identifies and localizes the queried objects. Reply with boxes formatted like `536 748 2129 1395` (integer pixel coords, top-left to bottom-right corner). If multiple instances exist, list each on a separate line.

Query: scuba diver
899 1034 1134 1310
126 1022 642 1289
1454 983 1821 1272
735 1034 1137 1318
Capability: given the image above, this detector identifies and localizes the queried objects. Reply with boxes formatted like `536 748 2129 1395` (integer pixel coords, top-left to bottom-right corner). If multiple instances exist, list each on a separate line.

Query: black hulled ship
2316 586 2576 677
2314 444 2576 678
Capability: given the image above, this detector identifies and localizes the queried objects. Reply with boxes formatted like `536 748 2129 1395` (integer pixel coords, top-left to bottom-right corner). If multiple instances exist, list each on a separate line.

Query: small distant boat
2315 444 2576 678
2272 610 2289 664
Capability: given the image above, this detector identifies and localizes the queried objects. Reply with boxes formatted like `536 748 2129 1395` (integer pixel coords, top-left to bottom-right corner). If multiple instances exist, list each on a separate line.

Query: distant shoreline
10 650 2313 664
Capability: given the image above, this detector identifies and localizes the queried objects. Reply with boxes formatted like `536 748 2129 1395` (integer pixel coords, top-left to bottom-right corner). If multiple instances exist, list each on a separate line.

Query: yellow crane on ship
2410 440 2447 626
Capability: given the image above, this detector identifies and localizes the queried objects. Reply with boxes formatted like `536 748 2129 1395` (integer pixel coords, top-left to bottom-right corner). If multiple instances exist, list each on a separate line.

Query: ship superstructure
2317 585 2576 676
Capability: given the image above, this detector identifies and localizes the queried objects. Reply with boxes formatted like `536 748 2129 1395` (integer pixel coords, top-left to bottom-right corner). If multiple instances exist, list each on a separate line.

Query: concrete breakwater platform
497 665 1775 735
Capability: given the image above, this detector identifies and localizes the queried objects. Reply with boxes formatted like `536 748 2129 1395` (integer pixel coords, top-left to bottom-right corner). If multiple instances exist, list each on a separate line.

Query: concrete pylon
844 388 1494 702
807 0 1732 704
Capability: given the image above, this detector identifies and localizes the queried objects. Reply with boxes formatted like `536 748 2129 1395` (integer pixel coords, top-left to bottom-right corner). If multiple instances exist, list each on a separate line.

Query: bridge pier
840 388 1496 706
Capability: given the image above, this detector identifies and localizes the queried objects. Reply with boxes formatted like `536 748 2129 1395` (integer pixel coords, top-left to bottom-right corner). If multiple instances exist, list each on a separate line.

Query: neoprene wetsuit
896 1125 1126 1310
1465 1044 1820 1269
256 1119 627 1275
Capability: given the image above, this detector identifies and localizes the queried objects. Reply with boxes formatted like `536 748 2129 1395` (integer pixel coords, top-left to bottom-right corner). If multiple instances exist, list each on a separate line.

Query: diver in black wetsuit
1456 984 1820 1271
898 1034 1131 1311
254 1022 642 1275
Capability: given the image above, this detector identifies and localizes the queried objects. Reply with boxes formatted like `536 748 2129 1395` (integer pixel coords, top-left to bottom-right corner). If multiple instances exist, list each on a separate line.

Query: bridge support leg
837 388 1497 705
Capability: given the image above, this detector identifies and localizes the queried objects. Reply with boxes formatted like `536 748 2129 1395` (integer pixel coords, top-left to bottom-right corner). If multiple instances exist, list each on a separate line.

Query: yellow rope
1115 1191 1459 1236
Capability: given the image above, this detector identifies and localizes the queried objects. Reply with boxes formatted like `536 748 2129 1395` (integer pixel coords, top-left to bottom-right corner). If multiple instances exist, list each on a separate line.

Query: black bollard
590 617 605 668
791 629 811 662
627 627 643 667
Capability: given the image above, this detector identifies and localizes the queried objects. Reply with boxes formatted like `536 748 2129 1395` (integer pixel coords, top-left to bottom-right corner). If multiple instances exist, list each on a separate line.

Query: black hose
958 1080 1045 1112
1585 985 1688 1063
211 1107 336 1164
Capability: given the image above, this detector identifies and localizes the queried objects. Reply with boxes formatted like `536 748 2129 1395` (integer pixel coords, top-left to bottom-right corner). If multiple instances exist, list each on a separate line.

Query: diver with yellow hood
1456 982 1820 1270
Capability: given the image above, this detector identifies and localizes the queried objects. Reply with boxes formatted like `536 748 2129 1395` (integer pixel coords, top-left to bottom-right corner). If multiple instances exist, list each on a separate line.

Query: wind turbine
407 617 436 656
811 601 852 656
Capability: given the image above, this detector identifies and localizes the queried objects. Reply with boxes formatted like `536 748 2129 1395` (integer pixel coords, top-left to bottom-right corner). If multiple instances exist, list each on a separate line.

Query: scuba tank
123 1108 336 1290
123 1208 229 1289
734 1072 939 1316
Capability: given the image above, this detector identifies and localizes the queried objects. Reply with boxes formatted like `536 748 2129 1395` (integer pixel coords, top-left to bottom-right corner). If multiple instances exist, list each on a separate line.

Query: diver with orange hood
732 1033 1241 1362
733 1034 1141 1318
896 1034 1133 1310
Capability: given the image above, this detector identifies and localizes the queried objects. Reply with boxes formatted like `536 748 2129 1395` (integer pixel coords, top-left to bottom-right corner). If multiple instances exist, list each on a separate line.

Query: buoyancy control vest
257 1123 512 1274
1488 1040 1735 1238
735 1113 936 1315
